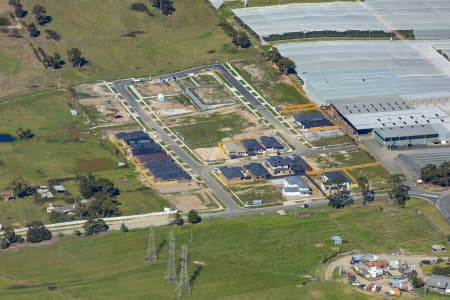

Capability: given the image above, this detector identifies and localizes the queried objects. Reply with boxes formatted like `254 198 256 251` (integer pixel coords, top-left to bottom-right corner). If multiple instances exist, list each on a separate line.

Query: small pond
0 134 15 142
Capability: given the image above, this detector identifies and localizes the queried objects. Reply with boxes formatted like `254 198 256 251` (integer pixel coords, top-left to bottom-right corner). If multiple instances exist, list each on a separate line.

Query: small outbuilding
331 235 342 245
53 185 66 193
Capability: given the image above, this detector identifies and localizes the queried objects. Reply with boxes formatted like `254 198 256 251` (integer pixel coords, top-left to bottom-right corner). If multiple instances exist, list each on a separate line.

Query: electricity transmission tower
165 232 177 284
176 244 191 297
145 225 157 261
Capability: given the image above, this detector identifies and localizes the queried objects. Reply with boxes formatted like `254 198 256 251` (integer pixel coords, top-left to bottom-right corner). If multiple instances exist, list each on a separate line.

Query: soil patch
75 158 114 172
310 290 323 298
136 81 181 97
314 243 325 248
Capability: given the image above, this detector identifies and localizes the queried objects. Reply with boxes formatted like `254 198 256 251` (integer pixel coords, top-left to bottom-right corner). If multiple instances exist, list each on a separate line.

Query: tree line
265 47 296 75
219 22 252 49
421 161 450 187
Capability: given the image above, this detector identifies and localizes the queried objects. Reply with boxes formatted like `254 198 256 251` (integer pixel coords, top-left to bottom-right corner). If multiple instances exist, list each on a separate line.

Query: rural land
0 0 449 299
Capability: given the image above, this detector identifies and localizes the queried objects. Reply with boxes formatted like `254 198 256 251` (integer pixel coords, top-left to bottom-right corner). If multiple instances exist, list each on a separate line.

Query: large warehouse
373 125 440 149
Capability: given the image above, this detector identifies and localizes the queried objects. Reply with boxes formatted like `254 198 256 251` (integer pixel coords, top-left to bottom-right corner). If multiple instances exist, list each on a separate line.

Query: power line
176 244 191 297
165 232 177 284
145 225 157 261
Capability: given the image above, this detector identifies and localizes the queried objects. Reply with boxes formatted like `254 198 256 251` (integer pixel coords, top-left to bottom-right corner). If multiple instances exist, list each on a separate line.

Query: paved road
113 64 450 221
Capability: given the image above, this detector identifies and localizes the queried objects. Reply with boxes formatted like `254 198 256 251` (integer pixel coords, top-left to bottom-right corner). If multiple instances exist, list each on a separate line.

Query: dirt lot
75 82 113 98
191 85 235 105
79 97 132 124
150 94 197 117
196 147 228 162
154 181 214 212
136 81 182 97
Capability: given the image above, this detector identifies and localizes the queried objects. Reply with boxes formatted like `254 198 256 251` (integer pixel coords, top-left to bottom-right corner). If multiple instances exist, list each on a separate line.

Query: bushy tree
10 177 35 198
389 174 409 207
67 48 88 68
77 174 120 199
83 218 108 235
26 221 52 243
43 52 64 69
277 57 296 75
232 31 251 48
16 127 34 139
328 190 352 209
152 0 175 15
9 0 27 18
3 226 19 244
266 47 282 63
120 222 129 232
188 210 201 224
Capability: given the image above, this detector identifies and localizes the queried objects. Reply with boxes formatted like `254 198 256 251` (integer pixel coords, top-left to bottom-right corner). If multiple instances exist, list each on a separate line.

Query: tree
0 238 9 249
9 177 35 198
9 0 27 18
77 174 120 199
26 22 40 37
174 212 184 226
328 190 352 209
232 31 251 48
188 210 201 224
26 221 52 243
152 0 175 16
16 127 34 139
120 222 129 232
357 176 370 203
266 47 282 63
42 52 64 69
32 5 51 25
409 270 425 288
83 218 108 235
277 57 296 75
389 174 409 207
67 48 87 68
3 226 19 244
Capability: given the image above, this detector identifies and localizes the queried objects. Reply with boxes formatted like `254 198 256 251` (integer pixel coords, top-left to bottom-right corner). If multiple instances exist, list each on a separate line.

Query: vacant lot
18 0 255 83
0 90 167 225
0 198 447 299
231 182 283 205
310 135 355 148
169 110 256 149
233 59 310 107
348 165 391 191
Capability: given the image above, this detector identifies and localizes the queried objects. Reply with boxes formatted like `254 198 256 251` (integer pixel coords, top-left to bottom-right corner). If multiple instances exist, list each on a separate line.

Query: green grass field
0 50 19 74
348 165 391 190
169 112 254 149
0 198 447 299
231 182 283 204
310 135 356 148
20 0 256 82
330 150 376 167
0 90 167 226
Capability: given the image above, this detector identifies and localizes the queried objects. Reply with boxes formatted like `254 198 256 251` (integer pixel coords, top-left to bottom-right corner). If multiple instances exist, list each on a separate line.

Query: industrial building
373 125 441 148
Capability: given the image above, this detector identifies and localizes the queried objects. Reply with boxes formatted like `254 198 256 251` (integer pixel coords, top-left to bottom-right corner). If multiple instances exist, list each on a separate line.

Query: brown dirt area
165 192 211 212
150 95 197 117
310 290 323 298
136 81 182 97
79 97 132 124
75 158 114 172
242 64 266 82
191 85 235 105
195 147 228 162
75 82 113 98
314 243 325 248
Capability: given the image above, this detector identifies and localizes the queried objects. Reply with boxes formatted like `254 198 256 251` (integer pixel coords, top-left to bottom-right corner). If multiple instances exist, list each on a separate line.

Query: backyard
0 198 447 299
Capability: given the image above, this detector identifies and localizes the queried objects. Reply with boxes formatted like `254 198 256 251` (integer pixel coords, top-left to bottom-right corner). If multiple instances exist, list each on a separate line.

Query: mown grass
0 198 446 299
0 90 167 226
169 112 254 148
231 182 283 204
330 150 376 167
310 135 355 148
20 0 256 82
0 50 19 74
348 165 391 190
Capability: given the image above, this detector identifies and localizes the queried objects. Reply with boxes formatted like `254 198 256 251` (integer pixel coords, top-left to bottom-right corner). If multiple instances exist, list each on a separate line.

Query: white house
282 176 312 197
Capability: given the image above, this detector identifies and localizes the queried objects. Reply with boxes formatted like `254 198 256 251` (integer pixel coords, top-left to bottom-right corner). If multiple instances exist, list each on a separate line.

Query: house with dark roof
135 152 171 164
293 113 333 130
144 160 191 182
116 130 151 145
321 171 350 191
426 275 450 294
265 155 311 176
130 140 163 156
241 139 263 156
244 163 270 179
259 136 283 153
217 166 250 183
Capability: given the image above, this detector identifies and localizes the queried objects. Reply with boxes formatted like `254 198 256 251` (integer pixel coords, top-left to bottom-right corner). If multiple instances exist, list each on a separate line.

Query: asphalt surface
113 64 450 221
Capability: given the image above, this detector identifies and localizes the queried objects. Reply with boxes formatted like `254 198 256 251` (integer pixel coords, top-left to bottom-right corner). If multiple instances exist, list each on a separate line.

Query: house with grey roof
426 275 450 293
